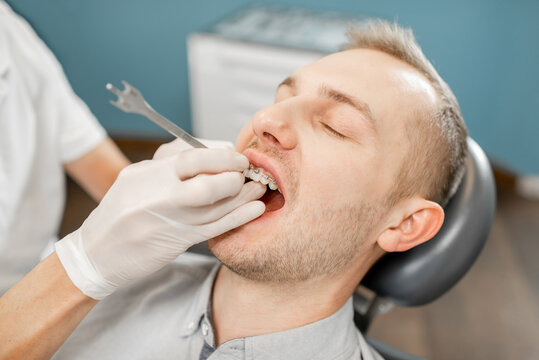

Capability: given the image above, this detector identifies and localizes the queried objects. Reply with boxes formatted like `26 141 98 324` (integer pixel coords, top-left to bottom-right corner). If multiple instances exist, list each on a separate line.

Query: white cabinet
187 33 324 142
187 5 355 142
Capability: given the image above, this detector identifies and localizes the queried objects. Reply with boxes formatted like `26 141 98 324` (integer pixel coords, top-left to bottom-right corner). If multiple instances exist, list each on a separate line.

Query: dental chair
355 137 496 359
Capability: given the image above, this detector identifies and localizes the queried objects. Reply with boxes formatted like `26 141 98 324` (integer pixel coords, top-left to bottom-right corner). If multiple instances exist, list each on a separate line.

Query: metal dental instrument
106 81 206 148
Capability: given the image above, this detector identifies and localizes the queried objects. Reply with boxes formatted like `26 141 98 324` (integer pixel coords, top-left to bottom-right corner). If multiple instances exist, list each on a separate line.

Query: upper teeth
243 164 280 192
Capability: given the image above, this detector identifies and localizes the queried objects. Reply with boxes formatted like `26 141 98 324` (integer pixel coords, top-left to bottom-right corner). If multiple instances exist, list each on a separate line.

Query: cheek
235 121 254 151
298 149 380 206
299 156 360 205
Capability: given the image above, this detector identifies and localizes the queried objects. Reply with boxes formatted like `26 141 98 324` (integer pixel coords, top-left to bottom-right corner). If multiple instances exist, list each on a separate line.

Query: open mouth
243 164 285 212
259 185 285 212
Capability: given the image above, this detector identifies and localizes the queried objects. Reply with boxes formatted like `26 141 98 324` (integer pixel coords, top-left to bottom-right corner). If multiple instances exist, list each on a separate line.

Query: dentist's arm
0 253 97 360
64 137 131 202
0 146 265 359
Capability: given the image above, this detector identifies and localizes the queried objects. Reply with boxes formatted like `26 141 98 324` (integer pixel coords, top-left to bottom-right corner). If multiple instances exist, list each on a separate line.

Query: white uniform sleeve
51 78 107 164
0 1 107 163
37 37 107 164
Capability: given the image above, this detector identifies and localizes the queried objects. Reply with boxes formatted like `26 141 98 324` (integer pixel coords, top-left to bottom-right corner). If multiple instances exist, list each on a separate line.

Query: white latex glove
153 138 234 159
56 148 266 300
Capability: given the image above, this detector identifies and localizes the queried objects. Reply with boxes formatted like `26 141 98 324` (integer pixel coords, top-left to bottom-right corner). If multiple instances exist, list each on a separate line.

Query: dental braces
243 164 280 192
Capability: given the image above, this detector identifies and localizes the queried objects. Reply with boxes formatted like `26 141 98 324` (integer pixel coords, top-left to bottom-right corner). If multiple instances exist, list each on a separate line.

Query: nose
251 100 300 150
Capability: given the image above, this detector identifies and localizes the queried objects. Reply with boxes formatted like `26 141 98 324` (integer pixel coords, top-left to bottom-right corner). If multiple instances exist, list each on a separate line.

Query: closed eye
322 122 346 140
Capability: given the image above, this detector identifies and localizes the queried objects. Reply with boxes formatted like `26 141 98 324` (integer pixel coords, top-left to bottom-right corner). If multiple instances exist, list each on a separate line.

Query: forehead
293 48 439 135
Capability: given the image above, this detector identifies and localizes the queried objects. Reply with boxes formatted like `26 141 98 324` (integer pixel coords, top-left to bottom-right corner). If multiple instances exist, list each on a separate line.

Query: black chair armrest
367 338 426 360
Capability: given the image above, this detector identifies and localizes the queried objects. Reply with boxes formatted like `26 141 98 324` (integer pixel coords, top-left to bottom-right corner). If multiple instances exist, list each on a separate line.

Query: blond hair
346 20 468 207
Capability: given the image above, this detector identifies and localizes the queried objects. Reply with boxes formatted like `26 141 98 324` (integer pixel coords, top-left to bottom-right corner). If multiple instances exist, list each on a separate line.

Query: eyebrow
279 76 296 88
278 76 377 131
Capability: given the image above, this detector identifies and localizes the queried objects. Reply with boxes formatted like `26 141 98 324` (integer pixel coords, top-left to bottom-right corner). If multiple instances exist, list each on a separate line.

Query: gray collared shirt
53 253 383 360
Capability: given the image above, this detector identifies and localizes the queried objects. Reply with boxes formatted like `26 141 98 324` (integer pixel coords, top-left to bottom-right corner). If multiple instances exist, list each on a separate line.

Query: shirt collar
179 263 360 359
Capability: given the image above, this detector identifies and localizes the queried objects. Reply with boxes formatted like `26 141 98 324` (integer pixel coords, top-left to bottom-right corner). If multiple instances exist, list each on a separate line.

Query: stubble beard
209 195 380 283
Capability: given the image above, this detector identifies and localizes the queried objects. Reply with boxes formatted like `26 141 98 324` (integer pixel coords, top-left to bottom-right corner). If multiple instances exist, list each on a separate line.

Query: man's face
208 48 439 282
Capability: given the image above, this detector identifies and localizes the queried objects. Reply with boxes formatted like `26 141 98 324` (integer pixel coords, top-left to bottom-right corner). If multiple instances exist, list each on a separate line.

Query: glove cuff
55 228 117 300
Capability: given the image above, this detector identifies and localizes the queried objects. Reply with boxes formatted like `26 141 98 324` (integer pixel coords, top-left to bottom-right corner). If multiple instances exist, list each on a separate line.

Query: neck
211 253 375 346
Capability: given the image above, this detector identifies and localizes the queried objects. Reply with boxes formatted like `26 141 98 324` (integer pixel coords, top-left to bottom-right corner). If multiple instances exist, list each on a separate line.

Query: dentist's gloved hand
153 138 234 159
56 147 266 300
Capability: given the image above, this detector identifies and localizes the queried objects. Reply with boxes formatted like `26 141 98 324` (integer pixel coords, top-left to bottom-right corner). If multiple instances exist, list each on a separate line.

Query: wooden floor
60 142 539 360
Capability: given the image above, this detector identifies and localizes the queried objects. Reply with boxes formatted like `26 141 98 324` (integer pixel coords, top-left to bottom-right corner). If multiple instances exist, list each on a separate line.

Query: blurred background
7 0 539 175
5 0 538 359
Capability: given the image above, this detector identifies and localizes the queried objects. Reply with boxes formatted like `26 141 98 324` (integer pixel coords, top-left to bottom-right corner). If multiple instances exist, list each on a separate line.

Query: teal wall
5 0 539 175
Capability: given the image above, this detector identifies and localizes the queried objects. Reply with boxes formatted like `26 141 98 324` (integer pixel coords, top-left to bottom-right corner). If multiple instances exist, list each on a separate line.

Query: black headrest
361 137 496 306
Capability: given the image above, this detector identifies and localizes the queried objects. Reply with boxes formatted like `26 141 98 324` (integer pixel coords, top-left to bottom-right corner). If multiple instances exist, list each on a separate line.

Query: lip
242 149 287 200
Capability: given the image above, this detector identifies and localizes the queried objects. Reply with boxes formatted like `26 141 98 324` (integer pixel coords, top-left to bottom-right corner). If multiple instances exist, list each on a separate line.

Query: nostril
263 132 279 144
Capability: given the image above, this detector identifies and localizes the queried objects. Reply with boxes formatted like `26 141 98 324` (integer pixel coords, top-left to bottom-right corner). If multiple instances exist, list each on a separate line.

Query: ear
377 198 445 253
